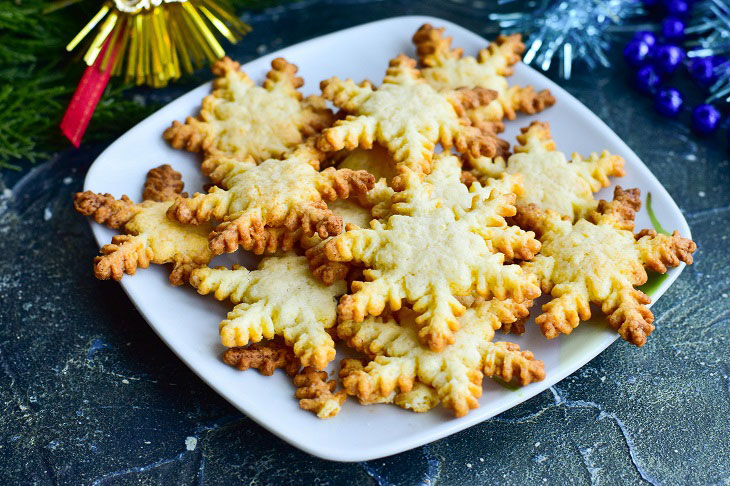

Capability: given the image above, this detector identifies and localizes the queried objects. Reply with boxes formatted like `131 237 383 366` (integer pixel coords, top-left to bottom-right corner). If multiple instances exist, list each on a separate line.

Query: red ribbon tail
60 42 117 148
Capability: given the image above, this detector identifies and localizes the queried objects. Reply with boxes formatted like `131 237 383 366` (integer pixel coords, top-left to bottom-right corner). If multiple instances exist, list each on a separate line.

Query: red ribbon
60 41 117 148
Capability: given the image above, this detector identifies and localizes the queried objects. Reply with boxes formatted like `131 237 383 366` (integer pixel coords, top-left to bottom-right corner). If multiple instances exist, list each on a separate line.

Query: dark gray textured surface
1 1 729 484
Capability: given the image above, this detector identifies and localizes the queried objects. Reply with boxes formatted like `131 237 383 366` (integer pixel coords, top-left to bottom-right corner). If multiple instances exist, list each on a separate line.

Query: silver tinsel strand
490 0 645 79
686 0 730 102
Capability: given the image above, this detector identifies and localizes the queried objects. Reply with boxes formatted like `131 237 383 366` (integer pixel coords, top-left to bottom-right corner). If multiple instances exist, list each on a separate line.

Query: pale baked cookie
335 145 397 185
323 199 373 230
318 54 504 190
300 177 396 286
307 161 541 352
308 154 539 287
340 359 441 413
164 57 335 162
412 24 555 134
74 165 213 285
190 255 346 370
166 144 375 255
517 187 696 346
470 121 626 221
390 154 540 260
338 300 545 417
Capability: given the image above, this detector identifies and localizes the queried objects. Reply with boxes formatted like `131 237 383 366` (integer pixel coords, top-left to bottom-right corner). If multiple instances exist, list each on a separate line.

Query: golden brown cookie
164 57 334 162
519 187 696 345
73 165 213 285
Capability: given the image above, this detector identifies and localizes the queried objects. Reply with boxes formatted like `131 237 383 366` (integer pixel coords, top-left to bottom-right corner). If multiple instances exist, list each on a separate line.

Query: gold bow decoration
59 0 250 87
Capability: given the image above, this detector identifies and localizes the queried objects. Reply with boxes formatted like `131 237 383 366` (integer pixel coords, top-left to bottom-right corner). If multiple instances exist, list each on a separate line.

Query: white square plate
84 16 692 461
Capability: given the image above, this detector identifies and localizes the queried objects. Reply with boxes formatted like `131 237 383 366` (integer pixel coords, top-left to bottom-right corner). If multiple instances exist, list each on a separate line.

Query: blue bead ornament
655 44 685 74
664 0 690 17
635 65 661 93
685 0 730 101
691 104 721 134
654 87 684 116
712 55 728 68
624 0 726 138
624 40 652 67
689 57 715 86
633 30 658 49
662 17 685 41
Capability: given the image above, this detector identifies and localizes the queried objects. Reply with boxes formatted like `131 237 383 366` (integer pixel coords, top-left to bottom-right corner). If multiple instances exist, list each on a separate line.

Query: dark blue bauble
655 44 685 74
662 17 685 42
689 57 715 87
654 87 683 117
633 31 658 49
712 55 728 67
624 40 652 67
664 0 690 17
635 65 661 94
692 104 722 135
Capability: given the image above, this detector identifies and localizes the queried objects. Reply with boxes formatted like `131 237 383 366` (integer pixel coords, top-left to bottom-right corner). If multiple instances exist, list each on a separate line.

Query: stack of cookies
74 24 696 419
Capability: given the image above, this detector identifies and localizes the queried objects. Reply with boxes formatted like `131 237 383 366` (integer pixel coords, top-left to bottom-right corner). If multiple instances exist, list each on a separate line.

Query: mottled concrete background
1 1 728 484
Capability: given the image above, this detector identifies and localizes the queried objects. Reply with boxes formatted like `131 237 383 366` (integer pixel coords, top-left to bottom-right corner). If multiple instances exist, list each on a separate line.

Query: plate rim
84 14 692 462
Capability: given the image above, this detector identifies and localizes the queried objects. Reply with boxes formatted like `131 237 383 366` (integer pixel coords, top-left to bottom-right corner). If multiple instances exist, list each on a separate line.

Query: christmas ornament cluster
624 0 729 136
56 0 249 147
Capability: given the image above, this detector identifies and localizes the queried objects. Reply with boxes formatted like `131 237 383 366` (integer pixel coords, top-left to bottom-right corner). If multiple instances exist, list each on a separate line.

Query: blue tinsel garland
490 0 645 79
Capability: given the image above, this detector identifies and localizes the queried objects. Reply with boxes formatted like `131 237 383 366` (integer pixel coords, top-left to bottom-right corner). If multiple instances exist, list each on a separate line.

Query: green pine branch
0 0 281 171
0 0 155 169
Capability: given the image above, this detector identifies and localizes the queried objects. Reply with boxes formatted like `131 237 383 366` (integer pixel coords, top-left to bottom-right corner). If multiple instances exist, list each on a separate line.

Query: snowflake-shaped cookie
190 255 346 369
518 187 696 346
376 153 540 261
300 176 396 286
338 299 545 417
74 165 213 285
471 121 625 221
340 359 441 413
167 146 375 255
307 158 541 352
318 54 503 190
412 24 555 133
335 145 397 186
164 57 334 162
312 154 536 280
